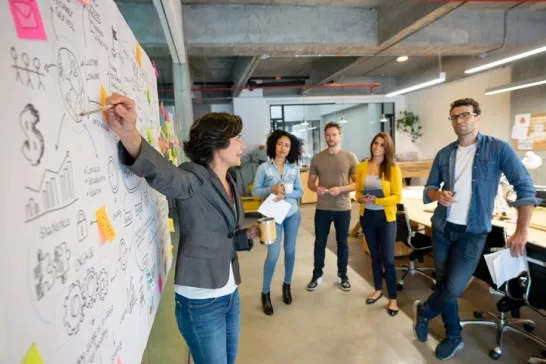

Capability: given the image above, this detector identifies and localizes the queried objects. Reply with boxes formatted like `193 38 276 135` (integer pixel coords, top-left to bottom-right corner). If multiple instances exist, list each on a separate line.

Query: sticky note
168 218 174 232
136 43 142 68
158 275 163 294
9 0 47 41
168 149 173 162
21 343 45 364
116 356 122 364
96 206 116 243
170 244 174 258
146 127 152 143
100 85 108 121
79 0 90 4
146 86 151 104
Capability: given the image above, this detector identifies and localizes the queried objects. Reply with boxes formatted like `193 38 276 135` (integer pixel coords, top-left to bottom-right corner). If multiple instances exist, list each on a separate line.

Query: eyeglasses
448 112 476 121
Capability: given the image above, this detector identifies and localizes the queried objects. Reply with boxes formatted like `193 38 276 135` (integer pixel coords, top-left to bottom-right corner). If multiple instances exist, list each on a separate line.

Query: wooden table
397 160 433 186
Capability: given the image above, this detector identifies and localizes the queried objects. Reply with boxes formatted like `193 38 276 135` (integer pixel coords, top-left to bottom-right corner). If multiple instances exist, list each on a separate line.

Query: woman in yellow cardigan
355 132 402 316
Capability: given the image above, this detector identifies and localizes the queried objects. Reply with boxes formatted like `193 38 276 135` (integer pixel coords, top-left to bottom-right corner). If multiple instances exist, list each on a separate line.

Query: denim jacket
424 133 538 234
252 160 304 217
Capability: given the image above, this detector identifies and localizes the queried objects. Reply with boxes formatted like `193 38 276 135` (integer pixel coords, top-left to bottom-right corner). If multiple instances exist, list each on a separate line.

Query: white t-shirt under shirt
447 142 477 226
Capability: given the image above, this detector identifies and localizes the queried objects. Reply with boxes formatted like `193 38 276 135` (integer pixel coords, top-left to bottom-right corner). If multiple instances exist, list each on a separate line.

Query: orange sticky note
170 244 174 258
100 85 108 121
168 218 174 232
80 0 90 4
96 206 116 243
136 43 142 68
21 343 45 364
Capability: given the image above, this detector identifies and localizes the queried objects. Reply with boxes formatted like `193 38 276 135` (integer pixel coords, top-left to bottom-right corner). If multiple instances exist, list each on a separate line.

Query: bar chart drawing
25 151 78 222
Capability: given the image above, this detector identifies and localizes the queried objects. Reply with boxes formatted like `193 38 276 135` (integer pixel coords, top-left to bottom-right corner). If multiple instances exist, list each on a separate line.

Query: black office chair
394 203 436 291
460 226 541 360
524 243 546 364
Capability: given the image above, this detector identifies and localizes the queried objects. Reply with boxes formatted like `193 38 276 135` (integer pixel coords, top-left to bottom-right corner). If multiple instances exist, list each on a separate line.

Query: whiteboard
0 1 173 363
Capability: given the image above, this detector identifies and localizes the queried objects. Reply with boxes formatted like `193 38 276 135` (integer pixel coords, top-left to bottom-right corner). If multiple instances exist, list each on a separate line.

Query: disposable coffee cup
257 217 277 245
283 183 293 194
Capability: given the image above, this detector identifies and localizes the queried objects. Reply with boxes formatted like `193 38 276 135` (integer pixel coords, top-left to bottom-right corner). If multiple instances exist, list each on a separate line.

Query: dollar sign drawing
20 104 44 166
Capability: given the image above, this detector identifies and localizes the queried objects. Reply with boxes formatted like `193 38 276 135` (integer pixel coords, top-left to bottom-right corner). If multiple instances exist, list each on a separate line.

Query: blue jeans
313 209 351 278
421 222 487 338
263 211 301 293
175 289 241 364
360 209 397 299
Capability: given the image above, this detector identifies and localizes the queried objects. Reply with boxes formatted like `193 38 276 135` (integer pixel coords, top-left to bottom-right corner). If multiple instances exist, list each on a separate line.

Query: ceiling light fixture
386 72 446 97
484 75 546 95
465 45 546 74
380 114 389 122
397 56 408 62
340 116 348 123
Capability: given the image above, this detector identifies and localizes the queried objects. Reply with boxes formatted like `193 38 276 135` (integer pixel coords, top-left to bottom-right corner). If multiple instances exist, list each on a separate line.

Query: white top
447 142 477 225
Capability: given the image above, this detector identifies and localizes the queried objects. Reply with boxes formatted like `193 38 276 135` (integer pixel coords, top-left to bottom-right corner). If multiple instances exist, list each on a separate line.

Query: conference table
400 187 546 249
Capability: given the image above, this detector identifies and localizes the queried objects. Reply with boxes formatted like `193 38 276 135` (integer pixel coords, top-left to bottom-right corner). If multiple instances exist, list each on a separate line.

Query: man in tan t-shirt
306 122 358 292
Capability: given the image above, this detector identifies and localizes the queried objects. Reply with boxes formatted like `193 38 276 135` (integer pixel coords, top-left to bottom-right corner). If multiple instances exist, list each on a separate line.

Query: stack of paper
258 194 292 224
484 248 528 288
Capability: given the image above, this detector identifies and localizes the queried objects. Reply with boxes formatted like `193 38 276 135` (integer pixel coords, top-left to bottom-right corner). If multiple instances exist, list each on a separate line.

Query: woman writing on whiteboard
106 93 259 364
355 132 402 317
251 130 304 315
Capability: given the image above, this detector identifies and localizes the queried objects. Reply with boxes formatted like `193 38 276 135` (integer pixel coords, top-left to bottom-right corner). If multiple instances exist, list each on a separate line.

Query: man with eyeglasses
412 98 538 360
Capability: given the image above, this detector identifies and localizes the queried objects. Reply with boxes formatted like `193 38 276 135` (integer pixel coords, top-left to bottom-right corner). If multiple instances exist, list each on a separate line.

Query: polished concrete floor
143 203 546 363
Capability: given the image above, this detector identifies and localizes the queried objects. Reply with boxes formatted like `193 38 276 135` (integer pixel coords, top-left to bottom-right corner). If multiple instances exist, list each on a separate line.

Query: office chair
524 243 546 364
394 203 436 291
460 225 540 360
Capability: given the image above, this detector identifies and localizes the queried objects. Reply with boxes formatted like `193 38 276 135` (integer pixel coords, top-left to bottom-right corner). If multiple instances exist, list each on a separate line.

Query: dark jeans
360 209 397 299
175 289 240 364
421 222 487 338
313 209 351 278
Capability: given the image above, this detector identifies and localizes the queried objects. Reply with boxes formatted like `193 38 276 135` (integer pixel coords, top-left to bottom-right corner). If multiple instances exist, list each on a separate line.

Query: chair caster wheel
396 283 404 291
473 311 483 319
489 347 502 360
524 323 535 332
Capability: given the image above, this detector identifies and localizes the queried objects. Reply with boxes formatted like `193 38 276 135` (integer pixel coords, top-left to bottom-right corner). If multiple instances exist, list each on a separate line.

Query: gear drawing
98 269 108 300
64 281 85 336
83 268 97 309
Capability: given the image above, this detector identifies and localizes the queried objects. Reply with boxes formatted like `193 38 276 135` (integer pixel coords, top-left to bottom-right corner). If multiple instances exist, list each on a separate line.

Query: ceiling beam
232 57 261 98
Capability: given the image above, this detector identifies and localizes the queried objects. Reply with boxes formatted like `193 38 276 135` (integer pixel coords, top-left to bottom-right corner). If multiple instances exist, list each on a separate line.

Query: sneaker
307 276 322 291
338 275 351 291
413 300 429 342
435 337 464 360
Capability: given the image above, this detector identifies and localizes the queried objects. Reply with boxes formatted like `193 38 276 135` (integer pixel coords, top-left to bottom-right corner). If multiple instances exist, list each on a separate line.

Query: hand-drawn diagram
11 47 46 90
25 151 78 222
111 26 118 58
57 48 85 122
19 104 44 166
122 165 142 193
34 242 71 301
108 156 119 194
64 281 85 335
77 210 88 242
119 239 128 270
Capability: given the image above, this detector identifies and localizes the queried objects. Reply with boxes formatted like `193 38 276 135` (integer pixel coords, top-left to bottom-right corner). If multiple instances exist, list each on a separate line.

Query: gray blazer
118 138 253 289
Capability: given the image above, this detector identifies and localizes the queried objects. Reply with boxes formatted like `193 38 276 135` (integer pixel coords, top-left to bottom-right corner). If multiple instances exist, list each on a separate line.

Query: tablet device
362 188 384 198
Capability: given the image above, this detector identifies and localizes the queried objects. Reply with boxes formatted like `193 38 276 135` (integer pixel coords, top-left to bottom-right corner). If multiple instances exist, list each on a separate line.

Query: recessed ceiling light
397 56 408 62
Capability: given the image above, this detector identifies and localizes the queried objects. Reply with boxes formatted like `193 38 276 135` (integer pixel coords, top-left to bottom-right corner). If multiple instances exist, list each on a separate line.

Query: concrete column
172 62 194 161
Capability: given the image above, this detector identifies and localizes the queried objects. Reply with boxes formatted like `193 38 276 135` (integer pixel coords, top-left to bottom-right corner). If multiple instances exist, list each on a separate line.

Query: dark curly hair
183 112 243 165
266 129 304 164
450 98 481 115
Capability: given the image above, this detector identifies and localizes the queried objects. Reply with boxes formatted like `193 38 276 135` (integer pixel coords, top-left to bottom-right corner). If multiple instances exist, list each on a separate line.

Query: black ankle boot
261 292 273 315
282 283 292 305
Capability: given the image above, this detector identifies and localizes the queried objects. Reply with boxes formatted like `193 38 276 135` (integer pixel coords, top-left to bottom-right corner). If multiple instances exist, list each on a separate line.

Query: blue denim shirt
252 160 304 217
424 133 538 234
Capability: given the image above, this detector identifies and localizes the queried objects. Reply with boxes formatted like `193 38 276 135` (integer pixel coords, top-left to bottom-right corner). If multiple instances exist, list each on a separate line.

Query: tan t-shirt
310 149 358 211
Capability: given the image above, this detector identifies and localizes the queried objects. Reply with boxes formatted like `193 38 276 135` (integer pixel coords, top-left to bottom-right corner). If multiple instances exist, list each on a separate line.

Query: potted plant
396 111 422 143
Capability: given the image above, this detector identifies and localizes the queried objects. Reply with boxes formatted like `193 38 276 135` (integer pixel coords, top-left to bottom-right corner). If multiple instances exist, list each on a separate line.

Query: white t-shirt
447 143 477 225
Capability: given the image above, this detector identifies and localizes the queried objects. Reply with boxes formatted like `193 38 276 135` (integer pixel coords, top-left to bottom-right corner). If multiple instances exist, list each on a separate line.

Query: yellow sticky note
168 218 174 232
168 149 173 162
100 85 108 121
136 43 142 68
146 127 152 143
21 343 45 364
170 244 174 258
146 85 151 104
96 206 116 243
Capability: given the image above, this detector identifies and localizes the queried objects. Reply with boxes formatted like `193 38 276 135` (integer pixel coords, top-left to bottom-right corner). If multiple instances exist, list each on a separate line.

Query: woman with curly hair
252 129 304 315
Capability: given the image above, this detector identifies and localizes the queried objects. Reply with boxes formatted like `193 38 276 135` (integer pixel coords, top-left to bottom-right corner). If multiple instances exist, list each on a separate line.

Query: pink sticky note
8 0 47 40
80 0 90 4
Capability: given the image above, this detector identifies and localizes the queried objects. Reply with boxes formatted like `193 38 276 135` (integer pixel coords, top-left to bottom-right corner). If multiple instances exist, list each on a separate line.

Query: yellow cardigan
355 160 403 222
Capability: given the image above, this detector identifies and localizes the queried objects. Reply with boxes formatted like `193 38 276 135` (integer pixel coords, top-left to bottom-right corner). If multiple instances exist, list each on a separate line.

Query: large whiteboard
0 1 173 363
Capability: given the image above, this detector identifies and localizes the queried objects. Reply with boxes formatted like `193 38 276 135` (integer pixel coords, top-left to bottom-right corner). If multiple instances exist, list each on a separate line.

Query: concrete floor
143 203 546 363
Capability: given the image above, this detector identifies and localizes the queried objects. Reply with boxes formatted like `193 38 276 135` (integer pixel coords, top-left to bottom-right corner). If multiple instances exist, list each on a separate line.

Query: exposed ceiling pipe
159 82 381 93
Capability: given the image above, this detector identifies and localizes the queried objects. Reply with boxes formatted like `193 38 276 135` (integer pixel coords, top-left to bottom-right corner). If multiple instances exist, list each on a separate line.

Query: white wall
211 103 234 114
233 89 269 151
403 67 512 159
